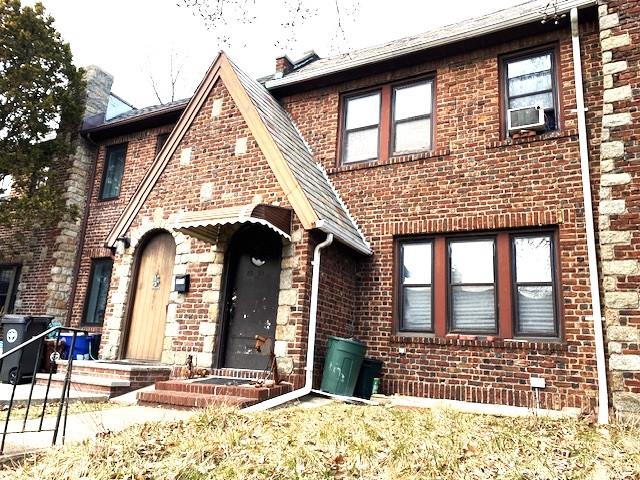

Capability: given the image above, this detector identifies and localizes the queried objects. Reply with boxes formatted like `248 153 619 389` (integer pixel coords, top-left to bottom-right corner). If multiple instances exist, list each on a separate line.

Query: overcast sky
31 0 524 108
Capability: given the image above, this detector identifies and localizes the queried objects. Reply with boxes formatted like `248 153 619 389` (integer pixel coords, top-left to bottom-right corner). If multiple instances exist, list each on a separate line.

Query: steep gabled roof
265 0 596 90
227 57 369 254
105 52 371 255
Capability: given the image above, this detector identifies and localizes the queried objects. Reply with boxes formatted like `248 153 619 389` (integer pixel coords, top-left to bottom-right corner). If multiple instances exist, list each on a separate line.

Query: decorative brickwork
597 0 640 420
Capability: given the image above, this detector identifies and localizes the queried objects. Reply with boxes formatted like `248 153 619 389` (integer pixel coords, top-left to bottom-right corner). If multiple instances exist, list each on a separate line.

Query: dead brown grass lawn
2 402 639 479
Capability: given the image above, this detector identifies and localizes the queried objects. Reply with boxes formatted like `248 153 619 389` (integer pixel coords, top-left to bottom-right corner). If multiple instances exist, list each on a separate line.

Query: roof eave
82 103 188 139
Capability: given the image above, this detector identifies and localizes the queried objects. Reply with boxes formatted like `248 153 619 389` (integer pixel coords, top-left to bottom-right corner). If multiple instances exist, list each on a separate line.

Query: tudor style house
1 0 638 420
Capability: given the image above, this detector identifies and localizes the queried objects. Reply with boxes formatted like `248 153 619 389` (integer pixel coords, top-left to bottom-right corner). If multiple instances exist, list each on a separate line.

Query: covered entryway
219 224 282 370
124 231 176 361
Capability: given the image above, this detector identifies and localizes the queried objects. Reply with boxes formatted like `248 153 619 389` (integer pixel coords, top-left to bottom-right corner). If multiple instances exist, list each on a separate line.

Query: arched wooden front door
125 231 175 361
219 225 282 370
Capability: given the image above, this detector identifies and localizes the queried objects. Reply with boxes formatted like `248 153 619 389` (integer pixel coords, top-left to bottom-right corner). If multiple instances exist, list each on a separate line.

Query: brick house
2 0 639 420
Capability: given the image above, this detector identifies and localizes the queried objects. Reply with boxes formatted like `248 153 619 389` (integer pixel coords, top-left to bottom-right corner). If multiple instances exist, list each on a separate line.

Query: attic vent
507 105 545 132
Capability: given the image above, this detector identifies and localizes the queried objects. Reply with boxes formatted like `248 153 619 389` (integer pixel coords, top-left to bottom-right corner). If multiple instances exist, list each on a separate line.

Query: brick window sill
327 148 451 175
390 334 568 352
487 129 578 150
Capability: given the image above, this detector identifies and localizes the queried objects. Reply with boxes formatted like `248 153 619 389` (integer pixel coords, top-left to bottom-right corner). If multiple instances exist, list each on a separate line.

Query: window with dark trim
0 265 20 315
99 143 127 200
449 238 497 334
395 229 560 339
156 133 170 155
392 79 433 154
398 240 433 332
83 258 113 326
342 90 381 164
512 234 557 336
340 76 435 165
503 48 558 135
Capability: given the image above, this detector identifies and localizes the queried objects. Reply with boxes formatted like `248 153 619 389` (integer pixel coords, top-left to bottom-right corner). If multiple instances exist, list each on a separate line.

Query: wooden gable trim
218 55 319 229
105 52 318 247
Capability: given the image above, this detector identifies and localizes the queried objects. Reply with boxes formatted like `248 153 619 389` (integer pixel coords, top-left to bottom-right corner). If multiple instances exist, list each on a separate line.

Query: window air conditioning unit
507 105 546 132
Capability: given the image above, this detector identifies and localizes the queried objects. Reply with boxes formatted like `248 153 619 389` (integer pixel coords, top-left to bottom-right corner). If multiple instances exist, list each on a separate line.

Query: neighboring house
3 0 639 420
0 67 115 321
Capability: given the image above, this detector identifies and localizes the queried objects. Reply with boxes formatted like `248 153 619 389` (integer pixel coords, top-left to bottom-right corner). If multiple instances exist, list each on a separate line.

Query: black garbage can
353 358 383 400
1 315 52 384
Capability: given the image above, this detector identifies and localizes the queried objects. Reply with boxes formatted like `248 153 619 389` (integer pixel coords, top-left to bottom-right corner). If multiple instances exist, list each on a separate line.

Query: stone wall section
0 66 112 323
598 0 640 419
45 66 114 321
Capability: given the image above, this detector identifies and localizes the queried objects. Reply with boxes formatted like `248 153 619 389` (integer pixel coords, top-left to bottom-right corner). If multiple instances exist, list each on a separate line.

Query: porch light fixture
115 236 131 255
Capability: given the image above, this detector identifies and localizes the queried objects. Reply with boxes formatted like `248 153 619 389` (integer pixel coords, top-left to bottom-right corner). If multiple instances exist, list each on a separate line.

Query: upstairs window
156 133 170 155
504 49 558 135
99 143 127 200
392 80 433 153
83 258 113 326
340 76 435 165
0 175 13 199
0 265 20 315
342 91 381 164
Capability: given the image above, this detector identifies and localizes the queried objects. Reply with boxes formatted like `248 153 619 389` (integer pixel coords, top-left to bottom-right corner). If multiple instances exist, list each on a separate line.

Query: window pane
450 240 494 284
394 118 431 153
345 93 380 130
451 285 496 331
509 92 554 110
101 146 126 199
517 286 555 335
402 286 432 330
508 71 552 97
344 127 378 163
402 242 432 285
394 81 432 121
514 236 552 282
85 260 113 325
507 53 551 78
0 267 16 313
0 175 13 198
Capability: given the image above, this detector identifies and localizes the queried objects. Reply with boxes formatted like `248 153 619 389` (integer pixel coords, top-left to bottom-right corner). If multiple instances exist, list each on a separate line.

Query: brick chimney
275 55 294 79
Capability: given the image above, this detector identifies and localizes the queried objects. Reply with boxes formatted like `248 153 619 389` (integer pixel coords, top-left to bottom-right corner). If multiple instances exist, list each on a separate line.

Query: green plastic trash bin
353 358 383 399
1 315 52 384
320 336 366 396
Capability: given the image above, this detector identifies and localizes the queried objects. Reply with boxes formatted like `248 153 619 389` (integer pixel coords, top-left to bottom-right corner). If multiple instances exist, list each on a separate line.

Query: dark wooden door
222 226 282 370
126 232 175 361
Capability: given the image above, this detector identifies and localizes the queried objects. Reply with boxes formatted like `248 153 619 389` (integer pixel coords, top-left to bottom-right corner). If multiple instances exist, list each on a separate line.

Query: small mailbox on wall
174 274 190 293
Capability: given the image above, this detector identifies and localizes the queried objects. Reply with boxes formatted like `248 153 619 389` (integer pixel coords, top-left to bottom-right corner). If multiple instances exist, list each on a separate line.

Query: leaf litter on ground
2 402 639 479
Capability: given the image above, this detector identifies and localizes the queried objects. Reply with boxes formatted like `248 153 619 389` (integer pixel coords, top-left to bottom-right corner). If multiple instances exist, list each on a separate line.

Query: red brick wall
282 23 604 410
67 19 613 413
313 238 358 387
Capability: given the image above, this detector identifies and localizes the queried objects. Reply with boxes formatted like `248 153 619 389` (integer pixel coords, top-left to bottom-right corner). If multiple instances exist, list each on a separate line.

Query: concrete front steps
35 360 172 398
137 378 293 409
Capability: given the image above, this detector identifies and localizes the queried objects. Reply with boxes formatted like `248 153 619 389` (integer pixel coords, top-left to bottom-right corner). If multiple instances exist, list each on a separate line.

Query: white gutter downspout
571 7 609 424
244 232 334 412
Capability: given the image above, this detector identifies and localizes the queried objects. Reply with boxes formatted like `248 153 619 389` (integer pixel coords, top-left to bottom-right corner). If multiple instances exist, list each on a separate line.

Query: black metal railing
0 325 89 454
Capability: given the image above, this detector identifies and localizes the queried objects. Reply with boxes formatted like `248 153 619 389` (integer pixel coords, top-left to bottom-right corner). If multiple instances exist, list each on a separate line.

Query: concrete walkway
0 383 107 407
1 405 194 456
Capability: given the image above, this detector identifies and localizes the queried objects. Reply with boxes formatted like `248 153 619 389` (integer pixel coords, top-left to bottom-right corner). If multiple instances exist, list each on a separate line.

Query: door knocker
152 272 161 290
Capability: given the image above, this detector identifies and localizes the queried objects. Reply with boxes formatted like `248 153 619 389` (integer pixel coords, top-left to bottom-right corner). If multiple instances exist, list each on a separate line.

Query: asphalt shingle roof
265 0 595 90
228 57 371 254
